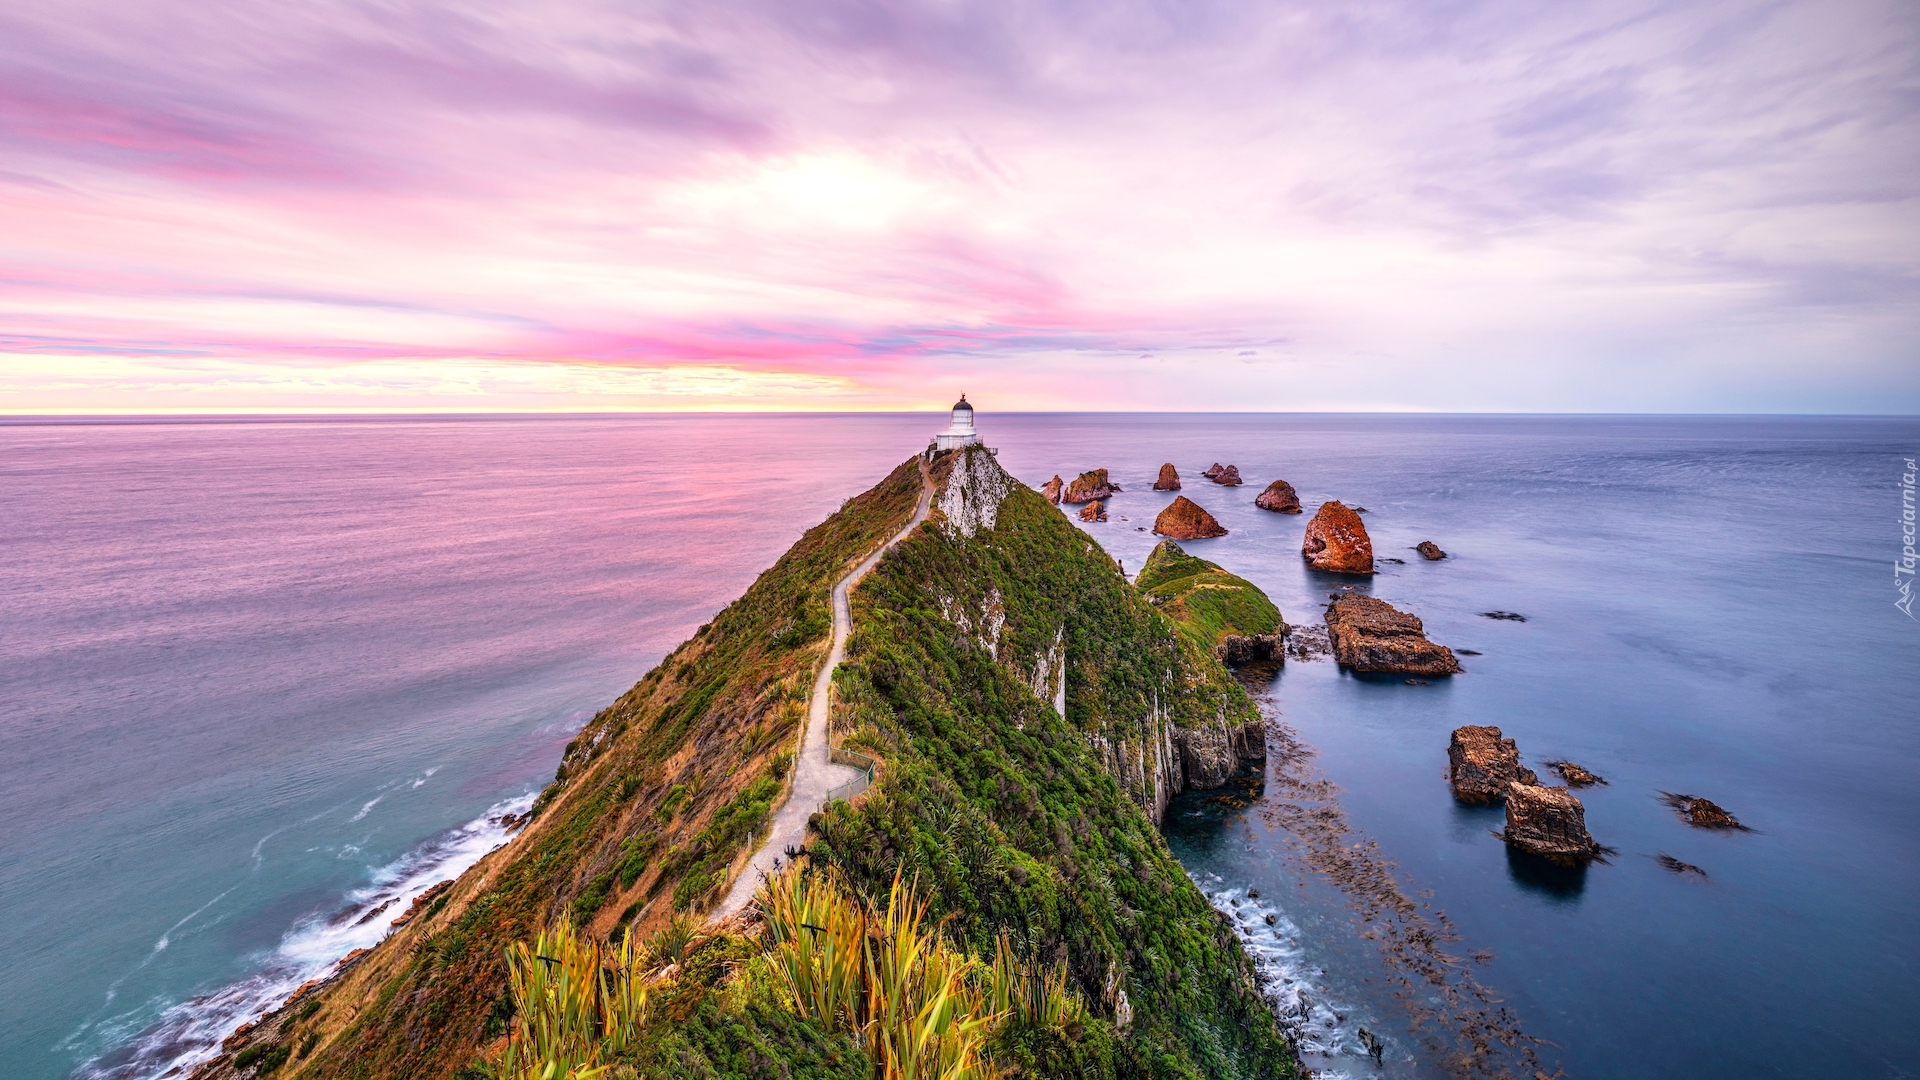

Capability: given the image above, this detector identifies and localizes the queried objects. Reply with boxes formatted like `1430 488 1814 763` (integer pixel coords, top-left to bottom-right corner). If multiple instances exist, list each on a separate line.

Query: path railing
825 746 877 803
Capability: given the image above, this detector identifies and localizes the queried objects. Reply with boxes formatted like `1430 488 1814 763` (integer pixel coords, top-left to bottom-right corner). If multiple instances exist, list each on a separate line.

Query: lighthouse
934 394 987 451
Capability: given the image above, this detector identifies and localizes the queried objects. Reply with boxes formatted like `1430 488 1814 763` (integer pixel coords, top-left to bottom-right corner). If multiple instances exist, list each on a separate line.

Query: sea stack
1063 469 1119 504
1302 500 1374 573
1040 475 1063 505
1325 595 1460 674
1154 463 1182 490
1254 479 1302 513
1415 541 1446 560
1203 463 1225 480
1211 464 1243 486
1079 500 1107 522
1502 783 1602 862
1448 726 1537 803
1153 496 1228 540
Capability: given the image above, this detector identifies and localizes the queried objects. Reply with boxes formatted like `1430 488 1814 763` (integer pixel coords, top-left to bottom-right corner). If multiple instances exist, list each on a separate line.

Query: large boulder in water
1302 500 1373 573
1325 595 1459 675
1063 469 1118 504
1448 725 1537 803
1415 541 1446 560
1254 479 1302 513
1079 500 1107 522
1211 464 1243 486
1202 463 1225 480
1153 496 1228 540
1502 783 1602 862
1154 463 1182 490
1040 475 1063 505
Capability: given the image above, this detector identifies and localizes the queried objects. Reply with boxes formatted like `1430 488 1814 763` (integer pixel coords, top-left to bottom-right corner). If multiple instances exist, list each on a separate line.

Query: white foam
1191 871 1394 1078
71 791 534 1080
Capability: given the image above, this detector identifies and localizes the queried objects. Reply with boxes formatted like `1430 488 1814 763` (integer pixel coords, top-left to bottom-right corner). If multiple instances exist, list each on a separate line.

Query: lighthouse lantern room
934 394 988 452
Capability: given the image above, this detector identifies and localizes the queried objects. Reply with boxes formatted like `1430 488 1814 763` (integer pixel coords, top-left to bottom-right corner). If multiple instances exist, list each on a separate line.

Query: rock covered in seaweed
1415 541 1446 560
1211 464 1243 486
1154 463 1182 490
1302 500 1374 573
1040 475 1063 504
1501 783 1603 862
1080 500 1107 522
1662 793 1747 829
1448 726 1537 803
1324 594 1459 674
1254 478 1301 513
1063 468 1119 504
1153 496 1228 540
1545 761 1605 787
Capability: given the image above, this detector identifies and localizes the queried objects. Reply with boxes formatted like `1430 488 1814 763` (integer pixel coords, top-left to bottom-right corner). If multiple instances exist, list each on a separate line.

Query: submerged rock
1661 793 1747 830
1479 611 1526 622
1154 463 1182 490
1063 468 1119 503
1211 464 1243 486
1079 500 1107 522
1501 783 1603 862
1325 594 1460 674
1154 496 1229 539
1040 475 1063 505
1302 501 1374 573
1448 725 1537 803
1254 478 1302 513
1545 760 1606 787
1415 541 1446 560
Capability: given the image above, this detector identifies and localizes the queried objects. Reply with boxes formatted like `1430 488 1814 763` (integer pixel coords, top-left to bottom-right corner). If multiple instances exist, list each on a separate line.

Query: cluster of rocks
1154 495 1228 539
1202 462 1243 485
1324 594 1460 675
1447 726 1603 863
1447 726 1536 803
1302 501 1374 573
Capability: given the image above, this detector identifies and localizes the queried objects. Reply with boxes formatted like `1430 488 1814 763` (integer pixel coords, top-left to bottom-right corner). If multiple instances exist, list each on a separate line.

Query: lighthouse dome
952 395 973 414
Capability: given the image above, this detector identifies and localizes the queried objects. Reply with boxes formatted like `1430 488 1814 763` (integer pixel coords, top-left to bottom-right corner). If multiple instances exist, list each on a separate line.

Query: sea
1 413 1914 1080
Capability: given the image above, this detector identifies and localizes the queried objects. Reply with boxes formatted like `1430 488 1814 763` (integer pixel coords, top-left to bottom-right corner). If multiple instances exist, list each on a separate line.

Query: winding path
715 457 934 917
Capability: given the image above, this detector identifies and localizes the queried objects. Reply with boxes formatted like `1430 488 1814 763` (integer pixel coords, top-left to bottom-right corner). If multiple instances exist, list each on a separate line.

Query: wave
70 791 534 1080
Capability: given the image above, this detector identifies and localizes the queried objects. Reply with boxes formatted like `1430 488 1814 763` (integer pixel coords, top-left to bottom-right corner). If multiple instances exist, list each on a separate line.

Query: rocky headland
1254 478 1301 513
1154 462 1182 490
1302 500 1374 573
1448 725 1537 803
1136 539 1286 666
1154 495 1229 539
1324 594 1460 675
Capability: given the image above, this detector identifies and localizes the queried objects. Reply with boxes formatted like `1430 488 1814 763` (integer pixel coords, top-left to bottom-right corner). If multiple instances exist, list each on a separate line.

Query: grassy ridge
1134 540 1284 656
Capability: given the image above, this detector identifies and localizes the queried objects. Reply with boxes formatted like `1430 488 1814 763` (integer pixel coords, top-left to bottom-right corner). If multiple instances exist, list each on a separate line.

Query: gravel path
714 457 933 917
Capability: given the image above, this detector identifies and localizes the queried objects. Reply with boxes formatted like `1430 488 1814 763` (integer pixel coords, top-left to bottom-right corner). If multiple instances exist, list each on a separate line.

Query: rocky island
1063 468 1119 503
1324 594 1461 675
1153 495 1229 539
1154 462 1181 490
1254 478 1301 513
192 445 1297 1080
1302 500 1374 573
1448 725 1537 803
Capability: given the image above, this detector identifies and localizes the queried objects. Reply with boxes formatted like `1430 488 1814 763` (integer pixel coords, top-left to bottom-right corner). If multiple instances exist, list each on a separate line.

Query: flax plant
986 931 1088 1032
497 922 649 1080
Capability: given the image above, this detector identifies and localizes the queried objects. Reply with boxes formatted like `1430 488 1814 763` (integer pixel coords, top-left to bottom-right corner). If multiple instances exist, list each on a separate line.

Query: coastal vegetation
198 448 1293 1080
1134 540 1283 658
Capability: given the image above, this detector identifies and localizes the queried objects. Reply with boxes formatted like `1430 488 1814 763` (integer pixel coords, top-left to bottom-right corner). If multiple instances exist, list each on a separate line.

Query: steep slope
194 447 1293 1080
1135 540 1285 664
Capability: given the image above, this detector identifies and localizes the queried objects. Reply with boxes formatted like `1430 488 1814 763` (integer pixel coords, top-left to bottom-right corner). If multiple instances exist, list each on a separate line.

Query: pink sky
2 0 1916 413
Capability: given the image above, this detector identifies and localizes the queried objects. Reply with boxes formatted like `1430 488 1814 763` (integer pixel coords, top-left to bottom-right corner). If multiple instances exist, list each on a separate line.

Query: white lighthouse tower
934 394 986 451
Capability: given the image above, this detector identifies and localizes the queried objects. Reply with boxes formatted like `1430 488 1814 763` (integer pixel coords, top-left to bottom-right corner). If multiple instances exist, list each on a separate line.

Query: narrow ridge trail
715 456 934 917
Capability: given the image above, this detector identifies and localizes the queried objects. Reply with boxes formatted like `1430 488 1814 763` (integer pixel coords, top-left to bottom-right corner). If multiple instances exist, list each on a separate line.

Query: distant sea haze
1 413 1915 1080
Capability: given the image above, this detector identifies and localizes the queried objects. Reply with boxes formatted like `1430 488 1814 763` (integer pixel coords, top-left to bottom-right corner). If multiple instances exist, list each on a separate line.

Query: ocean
1 413 1914 1079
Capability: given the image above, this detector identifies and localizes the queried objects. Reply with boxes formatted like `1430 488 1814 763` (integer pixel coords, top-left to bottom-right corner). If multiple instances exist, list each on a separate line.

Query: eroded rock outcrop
1153 496 1228 539
1041 475 1063 504
1501 783 1602 862
1203 463 1225 480
1174 721 1266 790
1302 501 1374 573
1416 541 1446 560
1154 463 1181 490
1080 500 1107 522
1254 478 1301 513
1662 793 1747 830
1211 464 1243 486
1325 594 1459 674
1063 468 1119 503
1448 726 1537 803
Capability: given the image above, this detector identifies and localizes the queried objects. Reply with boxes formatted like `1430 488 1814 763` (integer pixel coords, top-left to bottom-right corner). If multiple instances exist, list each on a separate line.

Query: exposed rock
1079 500 1107 522
221 1023 256 1052
1544 760 1606 787
1301 501 1374 573
1325 595 1460 675
1661 793 1748 830
1479 611 1526 622
1203 463 1225 479
1063 468 1119 503
1040 475 1063 504
284 978 323 1007
335 947 371 971
1153 496 1228 540
1500 783 1602 863
1448 726 1537 803
1254 478 1301 513
1174 720 1266 790
1415 541 1446 560
1154 463 1181 490
937 445 1012 538
1657 853 1707 877
1219 633 1285 664
1211 464 1243 486
388 880 454 930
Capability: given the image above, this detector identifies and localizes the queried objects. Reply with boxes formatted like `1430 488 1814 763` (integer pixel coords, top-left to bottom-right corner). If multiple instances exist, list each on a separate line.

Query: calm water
2 414 1914 1079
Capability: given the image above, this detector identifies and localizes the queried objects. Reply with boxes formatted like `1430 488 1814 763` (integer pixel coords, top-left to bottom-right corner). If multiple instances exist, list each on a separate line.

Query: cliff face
207 447 1294 1080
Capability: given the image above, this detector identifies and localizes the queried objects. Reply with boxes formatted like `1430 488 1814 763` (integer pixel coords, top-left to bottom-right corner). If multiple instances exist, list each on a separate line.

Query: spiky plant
760 865 869 1035
986 931 1088 1033
497 922 649 1080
